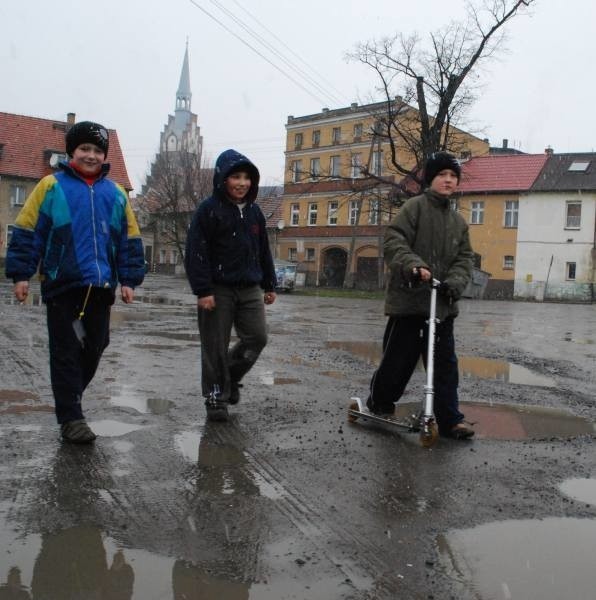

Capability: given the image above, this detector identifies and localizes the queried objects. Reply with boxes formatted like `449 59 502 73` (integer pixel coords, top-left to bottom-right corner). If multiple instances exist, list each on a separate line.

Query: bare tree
139 151 212 266
348 0 535 192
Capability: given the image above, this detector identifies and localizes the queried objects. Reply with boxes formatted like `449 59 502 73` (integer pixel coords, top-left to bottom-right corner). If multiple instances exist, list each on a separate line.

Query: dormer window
568 161 590 172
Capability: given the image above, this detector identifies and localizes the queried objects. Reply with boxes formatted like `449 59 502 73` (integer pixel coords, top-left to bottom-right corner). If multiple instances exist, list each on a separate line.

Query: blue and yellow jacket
5 162 145 300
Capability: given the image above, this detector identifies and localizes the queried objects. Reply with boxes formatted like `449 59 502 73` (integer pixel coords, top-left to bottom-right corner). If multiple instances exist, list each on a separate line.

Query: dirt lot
1 274 595 599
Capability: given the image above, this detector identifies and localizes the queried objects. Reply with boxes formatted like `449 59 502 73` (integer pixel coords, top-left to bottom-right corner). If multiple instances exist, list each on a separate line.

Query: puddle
438 517 596 600
259 372 301 386
559 478 596 505
0 389 52 415
88 420 145 437
110 387 174 414
372 402 594 440
0 389 39 402
325 341 556 387
175 430 202 462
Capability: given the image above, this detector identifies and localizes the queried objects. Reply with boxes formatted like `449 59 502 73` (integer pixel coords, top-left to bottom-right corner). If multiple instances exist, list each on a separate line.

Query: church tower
159 43 203 157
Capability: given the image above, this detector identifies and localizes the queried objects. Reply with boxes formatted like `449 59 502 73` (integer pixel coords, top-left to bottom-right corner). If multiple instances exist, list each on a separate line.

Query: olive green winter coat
383 189 474 320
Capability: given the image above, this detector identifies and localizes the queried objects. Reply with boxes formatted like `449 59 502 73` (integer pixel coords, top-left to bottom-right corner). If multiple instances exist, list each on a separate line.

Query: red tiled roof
0 112 132 190
457 154 548 193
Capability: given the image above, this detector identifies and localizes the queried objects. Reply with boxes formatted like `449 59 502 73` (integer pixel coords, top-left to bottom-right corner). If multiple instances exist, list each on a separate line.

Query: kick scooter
348 278 441 447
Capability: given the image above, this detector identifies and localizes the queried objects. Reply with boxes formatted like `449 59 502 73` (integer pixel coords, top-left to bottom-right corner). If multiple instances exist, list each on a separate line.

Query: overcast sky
1 1 594 194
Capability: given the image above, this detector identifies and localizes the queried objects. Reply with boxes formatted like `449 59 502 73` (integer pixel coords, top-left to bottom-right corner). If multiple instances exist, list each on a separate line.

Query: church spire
176 41 192 112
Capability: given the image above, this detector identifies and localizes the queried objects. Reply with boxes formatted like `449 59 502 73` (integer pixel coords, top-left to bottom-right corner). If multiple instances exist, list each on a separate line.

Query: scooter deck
347 398 420 431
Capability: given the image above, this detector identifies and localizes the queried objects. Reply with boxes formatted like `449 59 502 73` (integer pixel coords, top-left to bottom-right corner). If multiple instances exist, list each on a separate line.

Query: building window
159 249 167 264
504 200 518 228
290 203 300 226
353 123 363 140
470 201 484 225
328 201 338 225
312 129 320 147
308 203 318 225
565 201 581 229
294 133 303 149
291 160 302 183
6 224 15 247
10 185 26 207
368 199 379 225
371 150 382 175
170 250 178 265
349 200 360 225
160 219 169 233
332 127 341 144
566 262 576 280
351 153 363 178
503 255 515 270
310 157 321 180
288 248 297 261
305 248 315 262
330 155 341 178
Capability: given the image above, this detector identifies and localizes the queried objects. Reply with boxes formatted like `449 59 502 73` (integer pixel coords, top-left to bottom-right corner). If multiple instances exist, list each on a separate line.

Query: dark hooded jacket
383 189 474 320
184 149 277 297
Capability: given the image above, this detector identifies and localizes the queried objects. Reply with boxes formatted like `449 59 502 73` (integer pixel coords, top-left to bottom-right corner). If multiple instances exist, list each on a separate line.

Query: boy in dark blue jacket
6 121 145 443
185 149 277 421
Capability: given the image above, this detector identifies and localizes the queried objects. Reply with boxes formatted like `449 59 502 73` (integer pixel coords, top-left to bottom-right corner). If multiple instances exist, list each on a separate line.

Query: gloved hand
438 281 459 300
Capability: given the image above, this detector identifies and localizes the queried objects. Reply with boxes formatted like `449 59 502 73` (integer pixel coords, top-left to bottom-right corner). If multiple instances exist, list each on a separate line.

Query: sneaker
205 398 229 422
447 422 475 440
365 397 395 417
61 419 97 444
229 382 243 405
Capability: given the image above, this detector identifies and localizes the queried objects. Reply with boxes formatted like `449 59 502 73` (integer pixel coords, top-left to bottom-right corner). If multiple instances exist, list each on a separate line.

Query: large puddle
364 401 594 440
326 341 556 387
438 516 596 600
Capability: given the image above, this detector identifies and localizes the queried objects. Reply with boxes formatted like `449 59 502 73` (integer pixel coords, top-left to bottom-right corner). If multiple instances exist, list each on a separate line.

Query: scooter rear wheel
347 401 360 423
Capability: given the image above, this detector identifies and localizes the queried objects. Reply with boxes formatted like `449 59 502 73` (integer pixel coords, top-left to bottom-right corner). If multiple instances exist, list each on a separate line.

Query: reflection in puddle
88 420 145 437
259 372 301 386
0 389 39 402
559 478 596 505
391 402 594 440
175 430 202 462
320 370 345 379
0 389 52 415
110 388 173 415
325 341 556 387
438 518 596 600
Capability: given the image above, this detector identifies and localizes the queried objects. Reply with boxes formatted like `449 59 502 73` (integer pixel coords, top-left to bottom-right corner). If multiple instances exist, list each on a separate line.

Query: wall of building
0 176 35 259
514 191 595 302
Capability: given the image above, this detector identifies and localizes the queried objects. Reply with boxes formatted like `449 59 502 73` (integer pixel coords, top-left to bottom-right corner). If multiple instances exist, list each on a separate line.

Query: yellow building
279 100 488 288
456 154 549 298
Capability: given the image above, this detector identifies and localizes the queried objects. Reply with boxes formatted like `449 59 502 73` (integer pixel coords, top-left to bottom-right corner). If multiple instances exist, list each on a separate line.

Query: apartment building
279 100 488 289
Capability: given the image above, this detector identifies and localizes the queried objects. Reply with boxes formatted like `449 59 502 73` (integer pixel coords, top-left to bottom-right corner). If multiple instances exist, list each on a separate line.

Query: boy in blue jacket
185 149 277 421
6 121 145 443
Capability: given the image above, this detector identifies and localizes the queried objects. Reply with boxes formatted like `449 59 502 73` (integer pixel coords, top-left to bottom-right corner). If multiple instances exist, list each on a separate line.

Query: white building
515 153 596 302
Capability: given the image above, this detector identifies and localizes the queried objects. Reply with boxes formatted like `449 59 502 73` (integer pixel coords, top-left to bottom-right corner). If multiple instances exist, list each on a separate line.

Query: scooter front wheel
420 421 439 447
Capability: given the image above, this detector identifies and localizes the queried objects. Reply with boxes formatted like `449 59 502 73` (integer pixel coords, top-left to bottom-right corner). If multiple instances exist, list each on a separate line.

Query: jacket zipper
89 185 101 284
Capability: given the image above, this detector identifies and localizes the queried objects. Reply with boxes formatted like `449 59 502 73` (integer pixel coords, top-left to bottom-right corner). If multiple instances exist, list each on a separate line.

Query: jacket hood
213 149 260 204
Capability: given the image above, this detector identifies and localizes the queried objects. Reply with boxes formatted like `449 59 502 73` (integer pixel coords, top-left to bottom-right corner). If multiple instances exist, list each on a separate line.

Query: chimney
67 112 76 126
322 108 329 114
482 138 489 144
502 138 508 149
350 102 358 109
545 146 554 155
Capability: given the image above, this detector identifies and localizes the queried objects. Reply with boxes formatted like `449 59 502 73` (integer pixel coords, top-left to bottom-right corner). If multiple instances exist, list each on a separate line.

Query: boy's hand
14 281 29 302
121 286 134 304
413 267 431 282
264 291 276 305
198 295 216 311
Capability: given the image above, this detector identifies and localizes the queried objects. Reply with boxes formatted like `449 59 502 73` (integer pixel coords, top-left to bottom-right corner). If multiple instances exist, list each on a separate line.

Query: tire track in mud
210 421 419 600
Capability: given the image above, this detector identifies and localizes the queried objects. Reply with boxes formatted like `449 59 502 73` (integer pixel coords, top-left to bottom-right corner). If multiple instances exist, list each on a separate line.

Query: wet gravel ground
0 274 595 599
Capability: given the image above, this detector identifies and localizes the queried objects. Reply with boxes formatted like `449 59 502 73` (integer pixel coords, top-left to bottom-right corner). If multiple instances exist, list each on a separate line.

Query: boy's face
224 171 251 203
430 168 459 196
71 143 106 177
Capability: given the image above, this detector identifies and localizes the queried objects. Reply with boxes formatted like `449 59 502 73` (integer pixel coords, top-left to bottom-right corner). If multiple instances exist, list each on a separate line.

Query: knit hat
65 121 109 157
423 152 461 186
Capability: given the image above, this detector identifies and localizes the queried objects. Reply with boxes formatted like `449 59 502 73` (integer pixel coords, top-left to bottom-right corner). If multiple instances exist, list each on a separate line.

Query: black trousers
368 315 464 433
46 287 112 424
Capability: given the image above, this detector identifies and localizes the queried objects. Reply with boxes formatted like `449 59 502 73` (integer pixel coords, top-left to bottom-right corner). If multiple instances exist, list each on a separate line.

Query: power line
207 0 346 107
187 0 344 108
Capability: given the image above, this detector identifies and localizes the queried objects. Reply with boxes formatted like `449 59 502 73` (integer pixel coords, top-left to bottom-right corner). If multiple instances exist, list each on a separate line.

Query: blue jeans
368 316 464 433
197 284 267 402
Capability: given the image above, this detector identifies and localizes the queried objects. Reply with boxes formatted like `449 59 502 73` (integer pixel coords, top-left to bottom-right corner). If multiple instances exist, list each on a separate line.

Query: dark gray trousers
197 284 267 401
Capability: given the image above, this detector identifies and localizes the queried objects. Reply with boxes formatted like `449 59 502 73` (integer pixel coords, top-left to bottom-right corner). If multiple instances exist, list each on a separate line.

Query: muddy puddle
438 516 596 600
325 341 556 387
110 387 174 415
88 420 146 438
559 477 596 505
356 401 594 440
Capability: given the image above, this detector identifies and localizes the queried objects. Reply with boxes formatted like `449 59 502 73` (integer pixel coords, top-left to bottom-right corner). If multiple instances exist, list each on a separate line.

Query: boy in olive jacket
367 152 475 439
